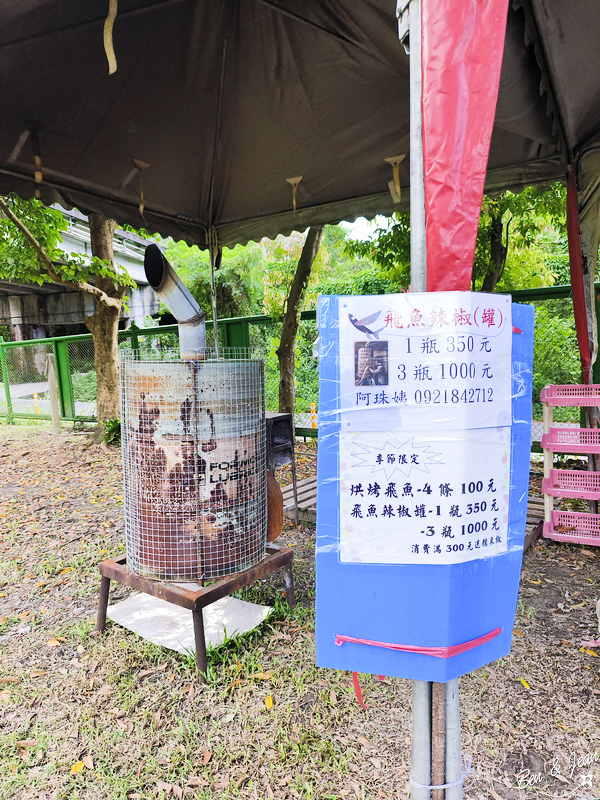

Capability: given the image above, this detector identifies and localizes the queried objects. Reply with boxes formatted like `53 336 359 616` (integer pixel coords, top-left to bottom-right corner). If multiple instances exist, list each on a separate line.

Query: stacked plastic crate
541 384 600 546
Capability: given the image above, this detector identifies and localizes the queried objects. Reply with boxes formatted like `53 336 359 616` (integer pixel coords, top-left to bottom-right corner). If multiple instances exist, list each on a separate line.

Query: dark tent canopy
0 1 599 248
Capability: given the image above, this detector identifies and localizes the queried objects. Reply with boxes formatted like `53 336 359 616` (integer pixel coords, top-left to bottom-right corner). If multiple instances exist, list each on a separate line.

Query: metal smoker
120 244 267 580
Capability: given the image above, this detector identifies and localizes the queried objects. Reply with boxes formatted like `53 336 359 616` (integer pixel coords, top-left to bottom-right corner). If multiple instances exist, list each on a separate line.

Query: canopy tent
0 0 596 246
1 0 600 359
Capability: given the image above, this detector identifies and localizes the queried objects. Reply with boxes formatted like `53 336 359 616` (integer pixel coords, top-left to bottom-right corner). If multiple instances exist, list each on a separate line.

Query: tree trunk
276 226 324 414
480 212 507 293
84 214 126 437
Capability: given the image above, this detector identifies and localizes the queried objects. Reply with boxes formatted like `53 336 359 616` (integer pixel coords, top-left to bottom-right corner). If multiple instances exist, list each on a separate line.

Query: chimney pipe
144 244 206 359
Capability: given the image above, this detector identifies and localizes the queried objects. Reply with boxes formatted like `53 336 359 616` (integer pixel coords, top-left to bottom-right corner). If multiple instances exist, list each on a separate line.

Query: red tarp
422 0 510 292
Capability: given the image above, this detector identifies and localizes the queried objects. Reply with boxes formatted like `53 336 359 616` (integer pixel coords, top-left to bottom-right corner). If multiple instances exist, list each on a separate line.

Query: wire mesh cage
120 348 266 581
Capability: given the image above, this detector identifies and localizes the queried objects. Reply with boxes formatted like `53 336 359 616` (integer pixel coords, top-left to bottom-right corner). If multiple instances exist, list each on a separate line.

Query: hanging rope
104 0 118 74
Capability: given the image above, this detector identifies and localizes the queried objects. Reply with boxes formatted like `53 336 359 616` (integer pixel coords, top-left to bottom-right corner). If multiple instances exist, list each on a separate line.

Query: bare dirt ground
0 424 600 800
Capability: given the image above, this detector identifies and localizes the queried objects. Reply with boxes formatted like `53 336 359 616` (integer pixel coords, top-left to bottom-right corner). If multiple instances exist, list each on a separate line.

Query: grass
2 428 600 799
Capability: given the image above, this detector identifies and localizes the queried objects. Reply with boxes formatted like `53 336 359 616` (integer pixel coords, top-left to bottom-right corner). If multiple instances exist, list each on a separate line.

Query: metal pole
408 0 431 792
409 0 427 292
209 235 221 358
412 680 432 800
46 353 61 435
431 683 446 799
445 679 463 800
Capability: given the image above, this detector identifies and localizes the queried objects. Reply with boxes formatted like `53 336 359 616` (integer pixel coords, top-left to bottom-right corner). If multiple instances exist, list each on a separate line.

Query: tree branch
0 197 121 308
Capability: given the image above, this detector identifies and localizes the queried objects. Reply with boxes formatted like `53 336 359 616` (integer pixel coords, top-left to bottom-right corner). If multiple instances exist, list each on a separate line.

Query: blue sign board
315 291 534 682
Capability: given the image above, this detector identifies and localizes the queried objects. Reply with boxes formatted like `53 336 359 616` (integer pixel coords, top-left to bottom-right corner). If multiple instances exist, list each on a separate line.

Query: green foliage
540 234 570 285
344 184 568 293
71 371 97 402
163 239 264 318
0 195 66 283
313 266 396 297
344 214 411 289
532 300 581 422
473 184 566 291
0 194 135 291
103 418 122 446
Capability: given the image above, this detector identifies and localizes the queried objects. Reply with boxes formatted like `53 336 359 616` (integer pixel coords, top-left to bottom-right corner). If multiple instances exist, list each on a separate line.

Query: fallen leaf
0 593 7 598
329 690 338 705
127 794 142 799
513 629 523 637
357 736 370 749
528 579 541 585
172 785 183 799
348 763 360 774
138 664 167 678
157 779 172 795
265 695 273 710
370 757 381 770
557 723 569 730
186 776 209 787
109 708 126 718
0 677 19 683
46 639 61 647
520 678 531 690
30 671 48 677
97 685 112 697
249 671 271 680
202 749 212 765
70 760 84 775
168 673 175 683
82 755 94 770
16 739 38 747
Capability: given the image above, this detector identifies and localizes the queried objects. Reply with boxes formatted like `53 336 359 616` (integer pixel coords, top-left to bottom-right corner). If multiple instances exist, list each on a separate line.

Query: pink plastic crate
541 427 600 454
542 469 600 500
543 510 600 546
541 384 600 406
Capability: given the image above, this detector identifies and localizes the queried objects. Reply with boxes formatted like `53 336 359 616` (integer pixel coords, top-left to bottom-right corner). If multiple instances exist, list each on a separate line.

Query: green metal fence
0 288 593 444
0 311 319 435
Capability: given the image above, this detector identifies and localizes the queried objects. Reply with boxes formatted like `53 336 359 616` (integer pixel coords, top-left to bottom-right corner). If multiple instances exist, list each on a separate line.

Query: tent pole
445 679 463 800
412 680 432 800
407 1 431 796
409 0 426 293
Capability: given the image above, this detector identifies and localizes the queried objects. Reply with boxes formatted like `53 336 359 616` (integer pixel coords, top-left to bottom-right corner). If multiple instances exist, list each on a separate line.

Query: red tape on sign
335 628 502 659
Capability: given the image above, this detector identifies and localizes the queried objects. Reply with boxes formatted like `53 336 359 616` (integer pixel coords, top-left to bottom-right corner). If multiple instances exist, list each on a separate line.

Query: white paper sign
339 427 510 565
337 291 512 431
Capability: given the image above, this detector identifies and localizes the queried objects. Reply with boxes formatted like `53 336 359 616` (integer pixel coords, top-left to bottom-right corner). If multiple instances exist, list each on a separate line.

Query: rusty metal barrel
120 350 266 580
